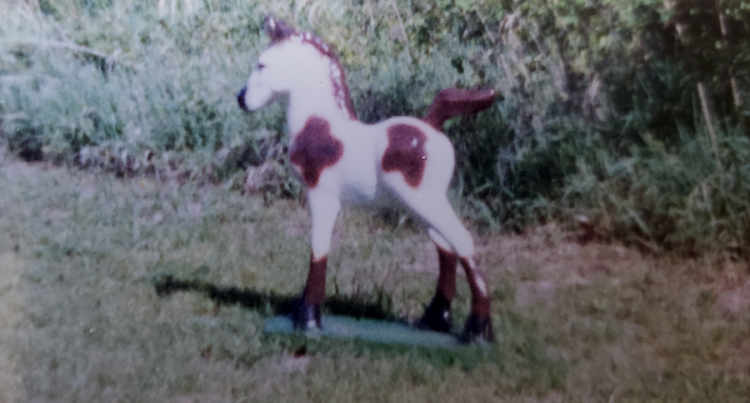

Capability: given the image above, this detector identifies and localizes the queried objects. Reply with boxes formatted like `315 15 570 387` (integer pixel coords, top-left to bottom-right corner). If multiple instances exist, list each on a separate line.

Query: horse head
237 17 355 119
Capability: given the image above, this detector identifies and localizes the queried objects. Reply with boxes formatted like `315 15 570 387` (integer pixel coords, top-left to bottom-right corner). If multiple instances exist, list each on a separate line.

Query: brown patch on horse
303 254 328 305
290 117 344 188
423 88 496 129
382 124 428 187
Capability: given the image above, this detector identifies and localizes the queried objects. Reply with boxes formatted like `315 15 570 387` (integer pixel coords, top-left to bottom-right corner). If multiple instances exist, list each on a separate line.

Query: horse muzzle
237 87 248 111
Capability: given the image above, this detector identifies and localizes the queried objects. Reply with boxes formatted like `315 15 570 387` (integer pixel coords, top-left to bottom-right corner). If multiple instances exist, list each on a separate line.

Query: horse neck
287 82 356 135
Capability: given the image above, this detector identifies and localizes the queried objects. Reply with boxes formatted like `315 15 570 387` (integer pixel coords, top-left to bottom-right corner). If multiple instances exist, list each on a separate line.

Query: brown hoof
459 312 494 344
290 296 321 330
417 294 453 333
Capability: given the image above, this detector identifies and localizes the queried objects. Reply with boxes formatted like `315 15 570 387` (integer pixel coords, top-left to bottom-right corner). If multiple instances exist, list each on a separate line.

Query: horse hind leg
457 255 494 343
399 193 494 342
435 222 494 343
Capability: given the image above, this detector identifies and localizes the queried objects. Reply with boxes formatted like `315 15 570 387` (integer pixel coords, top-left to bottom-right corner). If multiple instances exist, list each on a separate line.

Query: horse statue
237 17 496 342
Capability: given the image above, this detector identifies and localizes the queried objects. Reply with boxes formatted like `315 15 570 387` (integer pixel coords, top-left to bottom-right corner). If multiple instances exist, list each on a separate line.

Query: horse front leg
291 190 341 330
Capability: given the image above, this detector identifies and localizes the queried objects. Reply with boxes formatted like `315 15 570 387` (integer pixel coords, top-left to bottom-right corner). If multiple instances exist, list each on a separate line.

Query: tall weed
565 125 750 255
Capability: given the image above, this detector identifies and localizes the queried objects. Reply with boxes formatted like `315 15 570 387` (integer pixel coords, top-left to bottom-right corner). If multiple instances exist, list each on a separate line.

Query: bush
1 0 749 255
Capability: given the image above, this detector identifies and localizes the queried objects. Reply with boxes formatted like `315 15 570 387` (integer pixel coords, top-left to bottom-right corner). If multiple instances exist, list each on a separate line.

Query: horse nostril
237 87 248 110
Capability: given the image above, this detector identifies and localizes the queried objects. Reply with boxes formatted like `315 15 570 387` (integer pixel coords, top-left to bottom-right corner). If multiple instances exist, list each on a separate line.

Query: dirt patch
716 271 750 320
0 161 42 186
279 353 311 373
515 281 555 308
479 223 649 285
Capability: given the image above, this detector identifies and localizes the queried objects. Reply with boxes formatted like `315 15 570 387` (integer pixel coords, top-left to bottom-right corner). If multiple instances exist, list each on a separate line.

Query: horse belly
337 161 378 204
335 140 380 204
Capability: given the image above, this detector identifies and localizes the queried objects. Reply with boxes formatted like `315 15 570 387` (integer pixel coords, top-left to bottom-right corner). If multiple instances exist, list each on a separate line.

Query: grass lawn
1 157 748 402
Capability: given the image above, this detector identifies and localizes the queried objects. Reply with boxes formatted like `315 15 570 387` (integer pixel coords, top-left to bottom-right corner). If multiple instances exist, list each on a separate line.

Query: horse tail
422 88 496 130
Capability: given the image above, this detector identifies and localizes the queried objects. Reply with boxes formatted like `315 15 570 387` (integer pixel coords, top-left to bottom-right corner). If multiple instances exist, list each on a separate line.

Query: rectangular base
264 315 460 349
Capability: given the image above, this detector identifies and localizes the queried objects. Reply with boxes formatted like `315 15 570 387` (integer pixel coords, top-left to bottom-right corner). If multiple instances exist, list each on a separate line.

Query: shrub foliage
1 0 749 255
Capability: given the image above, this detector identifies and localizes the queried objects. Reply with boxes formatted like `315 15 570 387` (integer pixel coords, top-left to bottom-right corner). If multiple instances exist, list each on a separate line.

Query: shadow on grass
152 274 396 321
151 272 567 388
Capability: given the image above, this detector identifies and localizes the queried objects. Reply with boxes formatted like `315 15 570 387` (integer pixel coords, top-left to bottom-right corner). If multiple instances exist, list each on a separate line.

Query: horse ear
264 16 296 42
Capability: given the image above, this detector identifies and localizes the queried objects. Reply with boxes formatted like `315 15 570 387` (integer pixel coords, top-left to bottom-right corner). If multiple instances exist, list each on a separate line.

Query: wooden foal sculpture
237 17 496 342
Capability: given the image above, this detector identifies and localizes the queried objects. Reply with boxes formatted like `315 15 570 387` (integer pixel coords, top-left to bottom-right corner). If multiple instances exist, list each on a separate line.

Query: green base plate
264 315 461 349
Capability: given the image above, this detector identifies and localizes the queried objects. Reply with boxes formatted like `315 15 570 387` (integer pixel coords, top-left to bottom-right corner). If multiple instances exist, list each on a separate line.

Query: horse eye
257 63 266 70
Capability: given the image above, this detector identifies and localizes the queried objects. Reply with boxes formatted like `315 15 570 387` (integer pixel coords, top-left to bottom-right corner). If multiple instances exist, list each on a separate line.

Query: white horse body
238 17 493 341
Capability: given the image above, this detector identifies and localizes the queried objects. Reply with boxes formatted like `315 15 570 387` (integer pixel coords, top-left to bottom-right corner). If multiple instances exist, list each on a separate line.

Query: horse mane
265 17 357 120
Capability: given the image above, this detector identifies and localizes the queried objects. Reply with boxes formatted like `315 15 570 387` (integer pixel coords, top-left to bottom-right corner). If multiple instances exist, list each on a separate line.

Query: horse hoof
417 294 452 333
290 297 321 330
459 313 494 344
